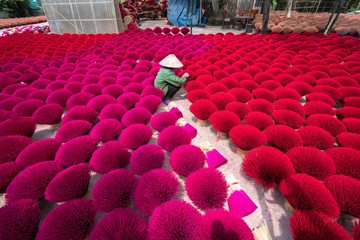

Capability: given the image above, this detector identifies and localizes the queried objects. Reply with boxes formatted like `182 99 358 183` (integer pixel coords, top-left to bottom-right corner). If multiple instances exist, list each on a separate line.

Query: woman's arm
164 71 187 87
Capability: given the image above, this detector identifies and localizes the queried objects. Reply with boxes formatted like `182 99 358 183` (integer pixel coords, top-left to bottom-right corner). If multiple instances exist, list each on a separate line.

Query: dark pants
163 84 181 100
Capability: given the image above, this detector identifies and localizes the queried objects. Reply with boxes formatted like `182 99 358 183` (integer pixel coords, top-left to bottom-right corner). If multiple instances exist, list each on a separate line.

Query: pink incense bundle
167 102 183 119
169 107 183 119
176 118 197 139
169 107 183 118
184 124 197 139
200 141 228 168
226 174 258 218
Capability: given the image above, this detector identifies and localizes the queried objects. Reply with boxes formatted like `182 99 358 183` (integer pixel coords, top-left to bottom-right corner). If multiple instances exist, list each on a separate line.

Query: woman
155 54 189 105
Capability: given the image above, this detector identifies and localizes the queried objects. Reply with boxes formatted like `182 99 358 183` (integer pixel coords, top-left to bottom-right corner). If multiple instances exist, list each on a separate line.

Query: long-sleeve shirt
154 67 186 95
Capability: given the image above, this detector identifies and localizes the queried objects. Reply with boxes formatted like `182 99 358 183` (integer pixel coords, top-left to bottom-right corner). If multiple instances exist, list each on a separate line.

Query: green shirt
154 67 187 96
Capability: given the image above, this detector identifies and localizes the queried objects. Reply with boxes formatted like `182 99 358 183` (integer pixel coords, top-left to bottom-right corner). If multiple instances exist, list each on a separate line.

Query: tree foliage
0 0 31 18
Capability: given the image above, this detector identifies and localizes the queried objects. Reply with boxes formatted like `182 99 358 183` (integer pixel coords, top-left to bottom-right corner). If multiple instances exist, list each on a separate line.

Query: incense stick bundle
199 141 228 168
167 102 183 118
176 118 197 139
226 174 258 218
253 220 272 240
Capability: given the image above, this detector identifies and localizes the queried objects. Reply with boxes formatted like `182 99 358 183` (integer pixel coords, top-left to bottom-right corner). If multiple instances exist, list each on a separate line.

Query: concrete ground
0 17 246 36
0 17 355 239
158 89 293 240
140 18 355 239
139 17 248 35
138 18 293 239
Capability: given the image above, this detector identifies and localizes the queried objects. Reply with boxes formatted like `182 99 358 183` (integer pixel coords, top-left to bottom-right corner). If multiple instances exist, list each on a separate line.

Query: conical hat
124 16 132 25
159 54 183 68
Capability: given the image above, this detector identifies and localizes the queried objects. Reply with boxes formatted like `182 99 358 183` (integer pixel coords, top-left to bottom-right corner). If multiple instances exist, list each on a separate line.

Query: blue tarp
168 0 201 27
28 0 40 10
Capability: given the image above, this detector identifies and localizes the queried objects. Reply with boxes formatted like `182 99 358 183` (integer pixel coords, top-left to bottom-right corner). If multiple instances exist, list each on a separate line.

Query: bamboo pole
285 0 293 18
315 0 322 13
323 0 350 35
190 0 194 33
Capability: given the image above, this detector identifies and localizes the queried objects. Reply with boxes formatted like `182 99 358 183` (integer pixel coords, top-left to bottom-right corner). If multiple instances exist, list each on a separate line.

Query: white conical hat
159 54 183 68
124 16 132 25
